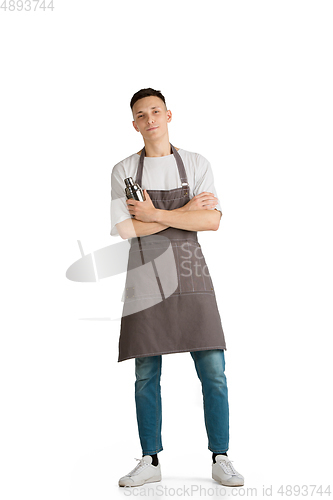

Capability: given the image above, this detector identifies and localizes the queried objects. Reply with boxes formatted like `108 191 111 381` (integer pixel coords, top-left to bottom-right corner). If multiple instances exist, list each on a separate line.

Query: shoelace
217 458 238 476
128 458 149 476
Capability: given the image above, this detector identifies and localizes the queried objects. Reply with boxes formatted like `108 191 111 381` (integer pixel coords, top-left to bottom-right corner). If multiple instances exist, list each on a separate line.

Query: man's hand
126 189 158 223
179 192 219 212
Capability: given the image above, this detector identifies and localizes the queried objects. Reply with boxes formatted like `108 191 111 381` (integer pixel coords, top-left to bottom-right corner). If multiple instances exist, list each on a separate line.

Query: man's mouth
147 126 158 131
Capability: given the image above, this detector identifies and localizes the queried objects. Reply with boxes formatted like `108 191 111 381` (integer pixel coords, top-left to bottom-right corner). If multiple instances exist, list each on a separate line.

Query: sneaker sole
212 472 244 487
119 476 162 487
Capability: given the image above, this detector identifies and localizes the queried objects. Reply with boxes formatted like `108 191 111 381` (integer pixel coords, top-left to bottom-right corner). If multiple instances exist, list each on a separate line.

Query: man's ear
132 120 140 132
166 110 172 123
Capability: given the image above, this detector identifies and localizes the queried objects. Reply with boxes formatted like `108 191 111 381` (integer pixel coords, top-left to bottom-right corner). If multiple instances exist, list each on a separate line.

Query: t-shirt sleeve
193 155 223 215
110 163 132 237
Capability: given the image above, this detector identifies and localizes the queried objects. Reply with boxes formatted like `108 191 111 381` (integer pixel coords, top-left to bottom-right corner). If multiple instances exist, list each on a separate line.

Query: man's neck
143 137 172 157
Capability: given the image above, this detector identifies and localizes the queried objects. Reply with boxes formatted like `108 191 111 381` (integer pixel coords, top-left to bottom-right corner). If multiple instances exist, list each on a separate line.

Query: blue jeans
134 349 229 456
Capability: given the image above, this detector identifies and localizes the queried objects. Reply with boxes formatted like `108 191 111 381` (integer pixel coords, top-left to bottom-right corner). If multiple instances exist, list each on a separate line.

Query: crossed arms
116 191 222 240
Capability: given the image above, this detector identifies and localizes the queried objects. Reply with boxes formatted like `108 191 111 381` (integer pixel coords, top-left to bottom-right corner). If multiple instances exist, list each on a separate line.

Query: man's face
132 96 172 141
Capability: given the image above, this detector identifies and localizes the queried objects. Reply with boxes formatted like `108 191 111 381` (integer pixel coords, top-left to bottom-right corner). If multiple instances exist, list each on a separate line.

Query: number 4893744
0 1 55 11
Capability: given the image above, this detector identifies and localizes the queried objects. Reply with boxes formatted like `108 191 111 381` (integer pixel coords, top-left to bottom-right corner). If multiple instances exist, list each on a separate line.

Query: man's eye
154 110 159 113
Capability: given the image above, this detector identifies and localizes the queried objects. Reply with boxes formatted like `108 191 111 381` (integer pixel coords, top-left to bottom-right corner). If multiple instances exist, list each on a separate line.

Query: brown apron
118 143 227 362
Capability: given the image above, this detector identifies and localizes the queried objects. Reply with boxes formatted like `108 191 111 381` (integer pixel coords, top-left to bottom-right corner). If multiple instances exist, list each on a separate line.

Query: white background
1 1 332 499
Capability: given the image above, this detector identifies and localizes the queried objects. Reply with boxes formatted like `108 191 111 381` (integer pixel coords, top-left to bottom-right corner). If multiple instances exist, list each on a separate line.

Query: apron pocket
175 241 214 294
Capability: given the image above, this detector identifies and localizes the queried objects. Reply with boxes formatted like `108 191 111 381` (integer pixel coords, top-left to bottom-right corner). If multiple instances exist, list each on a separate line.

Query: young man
110 88 244 487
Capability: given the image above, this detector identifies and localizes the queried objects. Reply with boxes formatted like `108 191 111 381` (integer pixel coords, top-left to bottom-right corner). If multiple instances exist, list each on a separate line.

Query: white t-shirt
110 148 222 237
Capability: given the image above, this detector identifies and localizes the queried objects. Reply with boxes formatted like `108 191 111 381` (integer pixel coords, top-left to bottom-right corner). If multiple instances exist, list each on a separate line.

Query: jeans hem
209 447 229 453
142 446 163 455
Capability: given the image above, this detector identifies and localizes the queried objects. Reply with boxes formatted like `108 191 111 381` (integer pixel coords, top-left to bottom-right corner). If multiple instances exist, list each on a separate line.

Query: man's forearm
121 208 184 239
127 218 169 238
117 218 168 239
154 208 219 231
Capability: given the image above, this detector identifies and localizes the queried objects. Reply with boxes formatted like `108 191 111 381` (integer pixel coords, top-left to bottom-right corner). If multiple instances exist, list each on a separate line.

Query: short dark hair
130 88 167 112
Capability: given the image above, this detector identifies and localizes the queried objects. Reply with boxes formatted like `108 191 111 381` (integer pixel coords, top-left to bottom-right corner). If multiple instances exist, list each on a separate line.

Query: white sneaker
212 455 244 487
118 455 162 487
